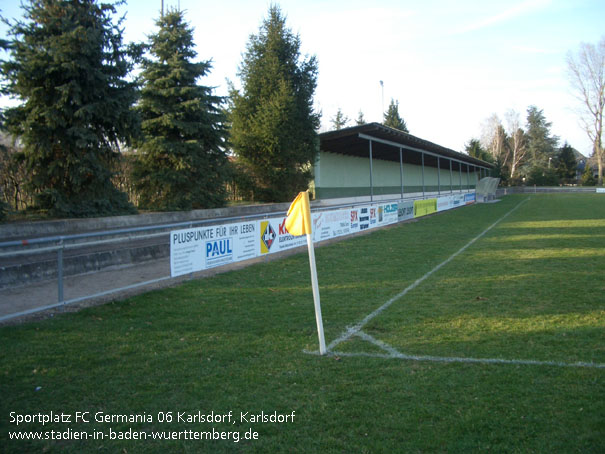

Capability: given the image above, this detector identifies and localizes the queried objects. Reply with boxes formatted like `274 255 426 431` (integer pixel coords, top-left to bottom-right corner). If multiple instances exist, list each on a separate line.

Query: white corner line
327 197 530 352
303 195 603 370
301 346 605 369
355 330 401 356
327 349 605 369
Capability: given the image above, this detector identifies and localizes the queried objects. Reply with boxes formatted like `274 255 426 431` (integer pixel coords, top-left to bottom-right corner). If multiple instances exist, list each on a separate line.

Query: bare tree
567 36 605 184
481 114 509 164
505 110 528 179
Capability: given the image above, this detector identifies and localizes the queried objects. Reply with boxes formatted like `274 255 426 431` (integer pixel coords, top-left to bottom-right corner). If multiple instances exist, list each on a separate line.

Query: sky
1 0 604 157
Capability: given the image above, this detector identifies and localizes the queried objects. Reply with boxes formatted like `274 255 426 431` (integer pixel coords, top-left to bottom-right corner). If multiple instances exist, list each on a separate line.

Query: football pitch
1 193 604 453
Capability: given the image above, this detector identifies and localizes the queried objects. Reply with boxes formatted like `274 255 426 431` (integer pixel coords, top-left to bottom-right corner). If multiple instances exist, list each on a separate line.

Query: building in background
316 123 493 201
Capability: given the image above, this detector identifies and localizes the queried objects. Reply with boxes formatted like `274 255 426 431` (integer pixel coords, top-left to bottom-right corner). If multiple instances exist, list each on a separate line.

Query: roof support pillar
459 162 462 193
437 157 441 195
399 147 404 198
450 159 453 194
421 152 425 198
369 139 374 202
467 164 470 191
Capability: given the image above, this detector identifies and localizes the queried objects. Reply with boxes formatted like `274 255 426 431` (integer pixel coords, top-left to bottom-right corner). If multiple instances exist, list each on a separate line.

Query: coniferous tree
581 163 597 185
1 0 139 217
331 108 349 130
383 99 409 132
525 106 559 168
527 166 558 186
356 110 366 125
465 138 493 163
556 143 578 184
133 9 228 210
229 5 320 202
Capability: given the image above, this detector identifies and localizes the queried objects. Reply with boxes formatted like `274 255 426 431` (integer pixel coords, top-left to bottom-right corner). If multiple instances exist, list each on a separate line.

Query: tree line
330 40 604 188
1 1 603 221
330 98 409 133
0 1 318 219
469 36 605 188
465 106 596 187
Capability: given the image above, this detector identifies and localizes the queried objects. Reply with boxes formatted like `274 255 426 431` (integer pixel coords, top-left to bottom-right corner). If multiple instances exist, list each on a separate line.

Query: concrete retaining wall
1 241 169 289
0 202 292 242
1 194 477 289
0 202 291 289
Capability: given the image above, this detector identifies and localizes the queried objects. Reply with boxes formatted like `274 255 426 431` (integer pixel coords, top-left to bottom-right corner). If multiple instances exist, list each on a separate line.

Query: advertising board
414 199 437 218
397 201 414 222
312 209 351 242
170 221 257 277
451 194 465 208
170 194 477 277
377 202 399 226
259 217 307 255
437 195 453 212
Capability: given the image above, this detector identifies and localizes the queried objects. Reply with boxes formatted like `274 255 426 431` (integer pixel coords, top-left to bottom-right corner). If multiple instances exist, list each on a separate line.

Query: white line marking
328 349 605 369
341 331 605 369
327 198 530 352
305 196 604 369
355 330 401 356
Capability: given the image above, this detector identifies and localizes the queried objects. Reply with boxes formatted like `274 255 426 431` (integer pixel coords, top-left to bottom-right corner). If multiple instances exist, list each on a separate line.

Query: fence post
57 241 64 304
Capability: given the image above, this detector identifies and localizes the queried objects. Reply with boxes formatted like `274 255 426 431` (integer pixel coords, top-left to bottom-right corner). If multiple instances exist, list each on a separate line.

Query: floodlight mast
379 80 384 120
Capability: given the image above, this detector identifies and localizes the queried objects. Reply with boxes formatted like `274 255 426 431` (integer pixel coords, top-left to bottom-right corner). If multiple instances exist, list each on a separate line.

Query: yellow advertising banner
414 199 437 218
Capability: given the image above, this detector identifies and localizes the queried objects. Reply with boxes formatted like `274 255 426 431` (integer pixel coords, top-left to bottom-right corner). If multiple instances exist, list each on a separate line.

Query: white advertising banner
377 202 399 226
170 195 477 277
312 209 352 243
451 194 465 208
359 205 373 231
398 200 414 222
349 207 361 234
437 195 453 212
170 221 258 277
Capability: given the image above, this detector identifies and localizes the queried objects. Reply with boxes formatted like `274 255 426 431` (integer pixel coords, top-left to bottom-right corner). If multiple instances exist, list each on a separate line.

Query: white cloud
452 0 552 35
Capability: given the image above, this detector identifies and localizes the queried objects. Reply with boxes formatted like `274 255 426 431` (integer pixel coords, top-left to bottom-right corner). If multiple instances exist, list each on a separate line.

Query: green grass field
1 194 604 453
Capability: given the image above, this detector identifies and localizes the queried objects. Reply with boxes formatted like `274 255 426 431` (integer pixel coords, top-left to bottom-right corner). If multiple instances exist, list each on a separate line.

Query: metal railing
0 190 474 322
496 186 600 195
0 209 297 321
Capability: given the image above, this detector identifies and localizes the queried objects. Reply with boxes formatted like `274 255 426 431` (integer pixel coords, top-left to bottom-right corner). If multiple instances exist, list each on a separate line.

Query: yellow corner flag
284 190 326 355
285 191 312 236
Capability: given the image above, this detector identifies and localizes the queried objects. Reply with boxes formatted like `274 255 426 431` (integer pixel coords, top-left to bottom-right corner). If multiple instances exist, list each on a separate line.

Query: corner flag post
285 191 327 355
306 229 326 355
